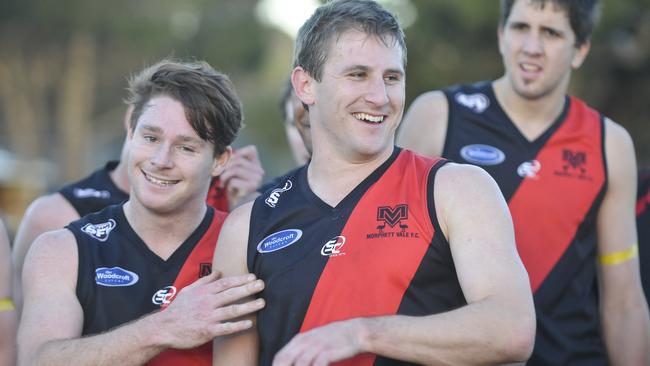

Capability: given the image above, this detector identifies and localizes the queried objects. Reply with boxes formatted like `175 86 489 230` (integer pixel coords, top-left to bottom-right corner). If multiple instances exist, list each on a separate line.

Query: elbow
499 310 536 362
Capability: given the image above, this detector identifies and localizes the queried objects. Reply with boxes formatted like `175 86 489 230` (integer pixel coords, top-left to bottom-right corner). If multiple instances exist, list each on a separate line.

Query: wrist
356 317 377 355
137 310 171 349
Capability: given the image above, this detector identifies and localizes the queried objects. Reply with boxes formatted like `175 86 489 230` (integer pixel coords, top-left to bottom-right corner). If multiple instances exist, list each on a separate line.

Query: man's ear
211 146 233 177
497 25 505 57
291 66 316 107
571 40 591 69
124 104 135 139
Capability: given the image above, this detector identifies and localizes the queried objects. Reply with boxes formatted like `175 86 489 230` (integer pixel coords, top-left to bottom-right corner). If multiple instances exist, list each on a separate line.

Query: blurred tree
0 0 648 231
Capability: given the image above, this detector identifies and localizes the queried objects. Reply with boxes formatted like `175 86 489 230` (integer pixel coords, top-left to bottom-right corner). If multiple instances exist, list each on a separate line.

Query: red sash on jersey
146 210 227 366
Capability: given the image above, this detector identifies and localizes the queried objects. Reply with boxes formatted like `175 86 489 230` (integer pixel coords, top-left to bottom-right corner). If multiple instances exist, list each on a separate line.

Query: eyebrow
139 124 205 145
342 65 405 76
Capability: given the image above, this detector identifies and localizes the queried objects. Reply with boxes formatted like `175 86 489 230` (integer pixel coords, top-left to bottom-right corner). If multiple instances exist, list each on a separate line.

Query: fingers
210 278 265 308
234 145 261 162
211 319 255 337
220 145 265 188
208 273 259 293
214 297 265 323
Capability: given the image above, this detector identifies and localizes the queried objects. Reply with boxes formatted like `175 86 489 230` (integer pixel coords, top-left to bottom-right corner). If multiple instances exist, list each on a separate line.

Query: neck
307 145 394 207
122 199 207 260
109 161 131 194
493 77 567 141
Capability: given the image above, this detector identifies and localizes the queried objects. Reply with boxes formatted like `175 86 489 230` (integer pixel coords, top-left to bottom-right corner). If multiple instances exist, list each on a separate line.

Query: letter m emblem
377 204 408 227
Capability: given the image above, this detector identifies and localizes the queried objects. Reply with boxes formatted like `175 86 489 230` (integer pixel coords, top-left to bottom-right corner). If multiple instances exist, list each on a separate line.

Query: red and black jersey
58 161 129 217
638 169 650 300
442 82 607 365
68 203 225 365
248 148 464 366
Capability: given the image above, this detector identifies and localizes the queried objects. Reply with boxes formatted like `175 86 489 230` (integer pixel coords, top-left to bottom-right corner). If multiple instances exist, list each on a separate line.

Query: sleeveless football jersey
637 170 650 301
442 82 607 365
68 204 226 366
59 161 129 217
249 148 465 366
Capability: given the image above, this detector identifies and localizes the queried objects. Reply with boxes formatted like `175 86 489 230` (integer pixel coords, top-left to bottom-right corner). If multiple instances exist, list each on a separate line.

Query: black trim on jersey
600 115 609 197
426 159 451 245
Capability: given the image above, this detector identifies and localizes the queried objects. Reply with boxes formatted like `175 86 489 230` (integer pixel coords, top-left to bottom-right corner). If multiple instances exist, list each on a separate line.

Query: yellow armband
0 297 15 312
598 244 639 266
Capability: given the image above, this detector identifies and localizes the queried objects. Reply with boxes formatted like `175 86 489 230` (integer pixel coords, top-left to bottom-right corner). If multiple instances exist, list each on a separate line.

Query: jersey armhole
426 159 451 247
599 114 608 195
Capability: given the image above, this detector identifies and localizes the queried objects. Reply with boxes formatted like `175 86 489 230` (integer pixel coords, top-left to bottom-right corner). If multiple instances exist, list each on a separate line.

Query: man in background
398 0 650 364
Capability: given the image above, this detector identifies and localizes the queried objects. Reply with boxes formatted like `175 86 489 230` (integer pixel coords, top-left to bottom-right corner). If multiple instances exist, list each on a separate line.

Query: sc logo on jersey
152 286 177 306
265 180 293 208
321 236 346 257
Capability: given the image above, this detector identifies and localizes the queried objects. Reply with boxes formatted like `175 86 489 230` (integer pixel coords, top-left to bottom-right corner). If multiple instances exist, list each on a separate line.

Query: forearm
23 313 165 366
0 313 17 366
602 300 650 365
361 298 535 365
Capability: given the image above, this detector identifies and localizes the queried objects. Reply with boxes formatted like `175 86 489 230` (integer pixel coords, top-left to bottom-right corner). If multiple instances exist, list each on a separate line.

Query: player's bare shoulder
398 90 449 158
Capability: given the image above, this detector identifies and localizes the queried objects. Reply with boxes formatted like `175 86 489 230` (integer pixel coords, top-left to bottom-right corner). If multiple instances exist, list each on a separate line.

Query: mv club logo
554 149 592 180
367 204 419 239
265 180 293 208
321 236 346 257
81 219 116 242
95 267 139 287
455 92 490 113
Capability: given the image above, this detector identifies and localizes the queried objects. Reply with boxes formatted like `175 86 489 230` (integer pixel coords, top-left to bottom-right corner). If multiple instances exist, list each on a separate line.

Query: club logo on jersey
455 92 490 113
95 267 139 287
517 160 541 179
257 229 303 253
73 188 111 199
321 236 346 257
265 180 293 208
152 285 177 306
367 204 419 239
81 219 116 242
199 263 212 277
554 149 592 181
460 144 505 166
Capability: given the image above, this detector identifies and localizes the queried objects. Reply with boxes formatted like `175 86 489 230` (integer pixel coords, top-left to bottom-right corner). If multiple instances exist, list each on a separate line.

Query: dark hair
499 0 600 47
293 0 406 82
126 59 243 156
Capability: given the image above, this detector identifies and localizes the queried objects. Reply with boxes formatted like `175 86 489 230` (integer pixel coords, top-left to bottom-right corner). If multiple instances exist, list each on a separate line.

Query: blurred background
0 0 648 235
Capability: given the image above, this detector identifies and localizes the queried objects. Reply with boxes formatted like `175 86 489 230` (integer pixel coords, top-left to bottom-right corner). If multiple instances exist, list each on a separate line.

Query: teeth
144 172 179 186
521 63 541 72
353 112 384 123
